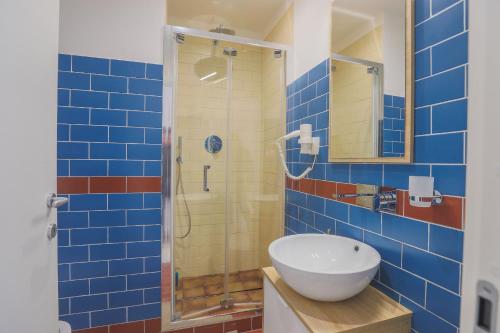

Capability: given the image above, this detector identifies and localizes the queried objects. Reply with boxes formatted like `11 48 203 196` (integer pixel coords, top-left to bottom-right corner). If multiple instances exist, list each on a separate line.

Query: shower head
209 25 235 36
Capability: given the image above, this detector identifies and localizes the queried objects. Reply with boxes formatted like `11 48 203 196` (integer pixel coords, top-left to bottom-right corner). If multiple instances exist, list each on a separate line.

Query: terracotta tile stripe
127 177 162 193
223 318 252 332
109 321 144 333
287 178 464 230
57 177 89 194
90 177 126 193
74 326 109 333
57 176 161 194
144 318 161 333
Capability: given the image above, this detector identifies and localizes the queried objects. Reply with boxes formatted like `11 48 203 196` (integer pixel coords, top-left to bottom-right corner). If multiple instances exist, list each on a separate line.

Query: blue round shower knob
204 135 223 153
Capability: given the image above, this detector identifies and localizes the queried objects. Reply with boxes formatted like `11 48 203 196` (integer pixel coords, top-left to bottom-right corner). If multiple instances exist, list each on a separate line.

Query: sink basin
268 234 381 301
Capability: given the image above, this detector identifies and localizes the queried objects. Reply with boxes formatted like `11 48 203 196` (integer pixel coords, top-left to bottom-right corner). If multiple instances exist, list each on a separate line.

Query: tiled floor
176 269 264 319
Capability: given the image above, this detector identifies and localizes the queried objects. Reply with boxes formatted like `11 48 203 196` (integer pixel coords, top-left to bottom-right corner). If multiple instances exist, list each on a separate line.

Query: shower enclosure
162 26 287 329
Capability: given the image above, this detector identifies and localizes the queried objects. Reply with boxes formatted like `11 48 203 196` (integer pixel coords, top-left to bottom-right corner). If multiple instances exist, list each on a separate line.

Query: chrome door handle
47 193 68 208
203 165 210 192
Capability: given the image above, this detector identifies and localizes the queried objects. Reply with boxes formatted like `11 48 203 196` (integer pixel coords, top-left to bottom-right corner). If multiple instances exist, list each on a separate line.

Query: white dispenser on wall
276 124 320 180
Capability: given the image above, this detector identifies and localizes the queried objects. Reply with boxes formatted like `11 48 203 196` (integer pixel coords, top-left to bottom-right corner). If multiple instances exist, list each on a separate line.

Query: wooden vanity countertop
263 267 412 333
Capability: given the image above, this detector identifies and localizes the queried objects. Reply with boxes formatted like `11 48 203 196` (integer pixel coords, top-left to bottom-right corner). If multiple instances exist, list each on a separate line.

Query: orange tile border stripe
57 177 161 194
287 178 464 230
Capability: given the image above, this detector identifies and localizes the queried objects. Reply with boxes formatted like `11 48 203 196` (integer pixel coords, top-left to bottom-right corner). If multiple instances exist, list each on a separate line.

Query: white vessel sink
269 234 381 302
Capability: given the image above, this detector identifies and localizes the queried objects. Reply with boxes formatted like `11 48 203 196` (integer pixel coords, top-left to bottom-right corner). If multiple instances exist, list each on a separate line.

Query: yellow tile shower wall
174 36 284 278
330 27 383 159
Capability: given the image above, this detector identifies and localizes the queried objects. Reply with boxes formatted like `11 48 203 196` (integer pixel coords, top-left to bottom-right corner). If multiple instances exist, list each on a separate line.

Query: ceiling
167 0 291 39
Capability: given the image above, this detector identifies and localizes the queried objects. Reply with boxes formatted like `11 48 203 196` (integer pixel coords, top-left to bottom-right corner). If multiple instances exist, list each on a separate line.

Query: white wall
59 0 166 63
292 0 331 79
461 0 500 330
383 8 405 97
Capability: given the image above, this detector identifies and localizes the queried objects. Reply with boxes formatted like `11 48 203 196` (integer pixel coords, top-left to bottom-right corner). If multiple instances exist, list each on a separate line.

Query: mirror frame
328 0 415 164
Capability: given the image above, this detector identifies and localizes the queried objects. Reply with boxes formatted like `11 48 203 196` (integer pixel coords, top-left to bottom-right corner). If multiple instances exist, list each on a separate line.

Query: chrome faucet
335 187 397 213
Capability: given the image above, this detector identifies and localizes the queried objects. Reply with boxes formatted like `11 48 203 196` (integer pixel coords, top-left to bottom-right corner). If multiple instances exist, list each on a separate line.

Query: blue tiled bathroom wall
383 95 405 157
57 54 163 330
285 1 467 332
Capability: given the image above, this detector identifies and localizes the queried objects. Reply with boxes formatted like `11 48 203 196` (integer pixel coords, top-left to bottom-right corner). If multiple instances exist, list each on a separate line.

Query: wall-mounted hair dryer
276 124 320 180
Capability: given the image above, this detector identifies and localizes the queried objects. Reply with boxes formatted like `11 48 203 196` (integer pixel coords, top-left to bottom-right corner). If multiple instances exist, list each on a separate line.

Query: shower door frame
162 25 289 330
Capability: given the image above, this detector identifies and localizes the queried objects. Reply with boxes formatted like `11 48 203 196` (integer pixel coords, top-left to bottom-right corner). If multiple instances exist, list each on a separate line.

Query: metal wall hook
47 193 68 208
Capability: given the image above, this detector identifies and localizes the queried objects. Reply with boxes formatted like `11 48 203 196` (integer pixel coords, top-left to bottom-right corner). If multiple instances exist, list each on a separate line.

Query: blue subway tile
109 258 144 276
129 78 163 96
59 54 71 71
127 144 161 160
128 111 162 128
287 190 306 207
58 89 70 106
109 127 144 143
300 84 317 104
71 125 108 142
316 111 329 130
427 283 461 326
144 161 161 176
109 160 144 176
403 245 460 292
432 98 467 133
91 109 127 126
351 164 383 186
433 32 468 74
71 261 108 279
59 264 70 281
59 279 89 298
146 64 163 80
58 107 89 124
90 243 126 261
325 164 350 183
127 272 161 290
89 210 125 227
59 298 69 315
306 195 325 214
90 143 126 159
109 226 144 243
383 165 430 190
335 221 363 241
382 214 428 250
71 228 107 246
298 207 314 226
308 95 328 116
432 0 460 14
72 56 109 75
380 262 425 305
127 241 161 258
145 256 161 272
128 303 161 321
415 2 464 51
350 206 381 233
90 276 126 294
58 212 88 229
415 107 431 135
314 214 335 234
91 75 127 93
57 142 88 159
58 124 70 141
144 225 161 241
286 216 306 234
58 72 90 90
108 193 143 209
145 129 162 144
432 165 466 196
71 90 109 108
144 287 161 303
110 93 145 111
60 313 89 331
415 66 465 107
401 297 457 333
364 232 402 266
144 193 161 208
109 290 143 308
308 163 325 180
383 95 393 106
70 160 107 176
371 280 400 302
71 294 107 313
145 96 162 112
91 308 126 327
111 60 146 78
58 245 89 264
415 0 431 24
294 73 308 92
415 49 431 80
415 133 464 163
308 60 327 84
317 76 329 96
384 106 400 118
393 97 404 108
429 224 464 262
69 194 107 211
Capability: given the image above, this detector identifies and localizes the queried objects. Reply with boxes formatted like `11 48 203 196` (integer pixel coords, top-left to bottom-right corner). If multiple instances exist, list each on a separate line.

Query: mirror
329 0 413 163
